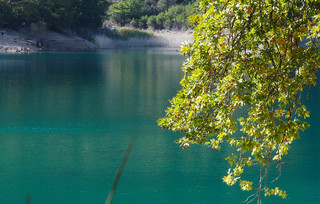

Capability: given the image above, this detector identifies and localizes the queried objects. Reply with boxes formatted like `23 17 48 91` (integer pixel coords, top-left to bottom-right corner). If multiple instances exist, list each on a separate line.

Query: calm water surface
0 49 319 204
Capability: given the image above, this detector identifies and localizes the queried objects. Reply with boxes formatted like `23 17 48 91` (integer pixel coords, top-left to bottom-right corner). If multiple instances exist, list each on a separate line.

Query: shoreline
0 28 193 53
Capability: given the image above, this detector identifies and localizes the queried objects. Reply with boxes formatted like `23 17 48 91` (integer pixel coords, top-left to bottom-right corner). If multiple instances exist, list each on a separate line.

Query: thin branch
271 162 282 183
25 194 32 204
105 136 136 204
242 193 258 204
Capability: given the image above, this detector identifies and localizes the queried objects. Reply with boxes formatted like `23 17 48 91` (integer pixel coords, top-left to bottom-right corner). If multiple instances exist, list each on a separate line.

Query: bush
139 15 148 29
30 21 47 35
116 27 154 39
147 16 157 30
156 12 167 29
130 18 139 28
164 19 173 29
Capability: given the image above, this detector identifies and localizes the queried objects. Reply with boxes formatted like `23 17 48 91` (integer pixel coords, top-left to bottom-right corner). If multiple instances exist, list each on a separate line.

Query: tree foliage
0 0 13 27
148 4 198 30
158 0 320 202
0 0 110 30
108 0 198 29
109 0 146 26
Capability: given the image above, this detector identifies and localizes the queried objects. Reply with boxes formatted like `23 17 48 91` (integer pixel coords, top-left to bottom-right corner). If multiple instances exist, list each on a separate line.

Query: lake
0 49 319 204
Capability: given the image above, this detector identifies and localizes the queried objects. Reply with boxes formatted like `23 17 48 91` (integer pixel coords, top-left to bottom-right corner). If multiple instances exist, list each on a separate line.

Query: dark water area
0 49 319 204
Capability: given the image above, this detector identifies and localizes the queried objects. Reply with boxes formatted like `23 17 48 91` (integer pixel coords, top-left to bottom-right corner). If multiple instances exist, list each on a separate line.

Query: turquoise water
0 49 319 204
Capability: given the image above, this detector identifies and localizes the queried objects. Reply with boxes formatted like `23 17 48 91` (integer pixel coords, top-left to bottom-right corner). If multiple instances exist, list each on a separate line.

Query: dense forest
0 0 110 29
0 0 198 31
108 0 198 29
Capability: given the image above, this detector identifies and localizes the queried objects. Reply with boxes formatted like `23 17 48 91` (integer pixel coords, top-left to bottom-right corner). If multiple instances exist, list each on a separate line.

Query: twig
271 162 282 183
25 194 32 204
105 136 136 204
242 193 257 204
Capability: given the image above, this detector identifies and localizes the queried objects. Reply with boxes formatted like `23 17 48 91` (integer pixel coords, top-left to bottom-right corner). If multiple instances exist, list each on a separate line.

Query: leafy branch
159 0 320 203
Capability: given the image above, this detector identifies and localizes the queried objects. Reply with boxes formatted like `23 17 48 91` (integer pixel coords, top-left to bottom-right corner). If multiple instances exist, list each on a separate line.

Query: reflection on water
0 49 319 204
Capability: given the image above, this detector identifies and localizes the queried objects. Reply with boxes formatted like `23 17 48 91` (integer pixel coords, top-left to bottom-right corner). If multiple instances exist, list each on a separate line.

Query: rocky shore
0 28 193 53
0 29 97 53
95 29 194 49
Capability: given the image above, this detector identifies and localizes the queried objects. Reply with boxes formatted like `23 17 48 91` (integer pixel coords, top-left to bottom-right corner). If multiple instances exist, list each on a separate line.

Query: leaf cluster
158 0 320 202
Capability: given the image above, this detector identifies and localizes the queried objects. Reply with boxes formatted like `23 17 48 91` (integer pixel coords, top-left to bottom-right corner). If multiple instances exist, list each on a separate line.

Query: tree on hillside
0 0 109 30
109 0 146 25
1 0 39 27
158 0 320 202
41 0 79 29
78 0 110 28
41 0 110 29
108 0 197 28
0 0 13 27
156 0 176 11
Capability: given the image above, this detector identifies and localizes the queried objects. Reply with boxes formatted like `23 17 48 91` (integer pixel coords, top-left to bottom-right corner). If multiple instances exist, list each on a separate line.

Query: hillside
0 0 197 52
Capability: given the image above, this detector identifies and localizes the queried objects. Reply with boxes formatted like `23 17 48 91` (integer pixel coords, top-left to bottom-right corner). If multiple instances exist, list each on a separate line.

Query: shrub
139 15 148 29
156 13 167 29
116 27 154 39
147 16 157 30
164 19 173 29
30 21 47 35
130 18 139 28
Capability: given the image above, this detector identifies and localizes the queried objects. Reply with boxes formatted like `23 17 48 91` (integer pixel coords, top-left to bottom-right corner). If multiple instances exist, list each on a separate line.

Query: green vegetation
159 0 320 202
0 0 198 32
146 4 198 30
0 0 110 30
109 0 199 30
116 27 154 39
103 27 154 40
